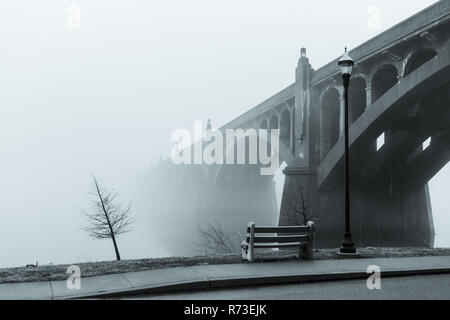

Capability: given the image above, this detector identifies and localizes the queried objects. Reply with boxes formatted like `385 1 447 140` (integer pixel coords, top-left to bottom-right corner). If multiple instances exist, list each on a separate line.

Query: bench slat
247 235 309 243
247 226 310 233
254 242 305 248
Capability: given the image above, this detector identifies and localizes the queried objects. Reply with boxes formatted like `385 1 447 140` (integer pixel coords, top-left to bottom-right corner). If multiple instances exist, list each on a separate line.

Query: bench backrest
246 226 310 234
246 222 313 244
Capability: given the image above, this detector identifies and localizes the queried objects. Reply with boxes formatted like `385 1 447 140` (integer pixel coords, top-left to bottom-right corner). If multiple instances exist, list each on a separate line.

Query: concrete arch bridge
149 1 450 251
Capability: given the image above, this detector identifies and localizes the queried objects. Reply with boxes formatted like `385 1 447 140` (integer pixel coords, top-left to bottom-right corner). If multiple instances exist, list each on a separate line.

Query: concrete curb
63 266 450 299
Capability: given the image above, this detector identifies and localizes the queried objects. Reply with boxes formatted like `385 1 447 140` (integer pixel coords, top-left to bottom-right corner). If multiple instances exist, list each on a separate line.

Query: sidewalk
1 255 449 299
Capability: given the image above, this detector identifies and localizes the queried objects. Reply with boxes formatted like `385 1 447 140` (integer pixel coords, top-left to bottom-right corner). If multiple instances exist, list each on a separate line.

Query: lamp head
338 47 354 76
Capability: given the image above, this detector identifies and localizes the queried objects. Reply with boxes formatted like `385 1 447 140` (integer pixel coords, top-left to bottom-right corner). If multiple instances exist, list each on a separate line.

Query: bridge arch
371 64 398 104
403 48 438 77
259 119 268 129
269 114 279 129
349 77 367 124
317 46 450 189
319 87 340 160
318 84 342 106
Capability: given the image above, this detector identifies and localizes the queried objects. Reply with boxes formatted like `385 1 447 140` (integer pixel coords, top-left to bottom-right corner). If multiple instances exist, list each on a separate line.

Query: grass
1 247 449 284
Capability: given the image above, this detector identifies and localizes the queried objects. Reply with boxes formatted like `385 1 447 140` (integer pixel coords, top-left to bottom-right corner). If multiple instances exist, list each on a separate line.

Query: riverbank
1 247 449 284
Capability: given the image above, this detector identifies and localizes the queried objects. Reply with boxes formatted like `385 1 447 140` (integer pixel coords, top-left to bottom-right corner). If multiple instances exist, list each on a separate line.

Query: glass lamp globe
338 49 354 76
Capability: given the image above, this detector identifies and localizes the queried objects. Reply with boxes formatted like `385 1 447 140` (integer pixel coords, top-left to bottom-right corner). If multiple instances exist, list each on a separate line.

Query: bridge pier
278 166 435 248
278 167 320 227
205 166 279 232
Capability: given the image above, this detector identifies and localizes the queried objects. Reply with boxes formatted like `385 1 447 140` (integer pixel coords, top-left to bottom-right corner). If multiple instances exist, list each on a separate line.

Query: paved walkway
139 273 450 300
0 255 449 299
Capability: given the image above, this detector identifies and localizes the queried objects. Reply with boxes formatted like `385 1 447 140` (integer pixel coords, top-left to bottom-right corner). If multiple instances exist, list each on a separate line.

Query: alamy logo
366 265 381 290
366 5 382 30
171 121 279 175
66 5 81 30
66 265 81 290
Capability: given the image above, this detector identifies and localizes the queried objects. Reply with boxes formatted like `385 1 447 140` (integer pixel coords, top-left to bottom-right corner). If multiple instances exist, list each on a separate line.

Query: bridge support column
365 85 372 108
279 167 345 248
278 167 318 226
290 108 295 153
348 183 435 248
279 166 435 249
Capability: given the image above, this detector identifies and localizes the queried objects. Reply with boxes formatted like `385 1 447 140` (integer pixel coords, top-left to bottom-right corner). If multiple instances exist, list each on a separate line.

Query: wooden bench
241 221 315 262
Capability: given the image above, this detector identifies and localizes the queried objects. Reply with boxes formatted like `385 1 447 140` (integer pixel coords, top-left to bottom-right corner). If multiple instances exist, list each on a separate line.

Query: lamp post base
340 232 356 254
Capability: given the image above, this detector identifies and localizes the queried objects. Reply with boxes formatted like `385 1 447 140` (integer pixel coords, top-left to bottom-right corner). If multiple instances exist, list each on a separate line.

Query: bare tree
287 184 318 226
196 220 243 255
82 175 134 261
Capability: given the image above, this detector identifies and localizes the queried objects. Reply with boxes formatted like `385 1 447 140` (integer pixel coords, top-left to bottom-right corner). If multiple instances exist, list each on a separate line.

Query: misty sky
0 0 448 268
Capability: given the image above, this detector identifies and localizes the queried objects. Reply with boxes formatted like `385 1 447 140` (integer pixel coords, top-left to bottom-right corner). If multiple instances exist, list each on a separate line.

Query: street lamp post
338 48 356 254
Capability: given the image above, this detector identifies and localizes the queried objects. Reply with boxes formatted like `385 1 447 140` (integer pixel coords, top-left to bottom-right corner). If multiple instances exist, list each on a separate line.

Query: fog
0 0 447 268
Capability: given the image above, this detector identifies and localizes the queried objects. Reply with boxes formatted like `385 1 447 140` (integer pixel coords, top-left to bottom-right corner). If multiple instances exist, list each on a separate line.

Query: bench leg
241 241 254 262
299 244 304 259
248 222 255 262
302 242 313 260
302 221 315 260
248 244 254 262
241 245 254 262
241 241 249 261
